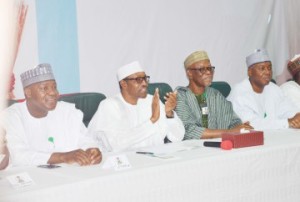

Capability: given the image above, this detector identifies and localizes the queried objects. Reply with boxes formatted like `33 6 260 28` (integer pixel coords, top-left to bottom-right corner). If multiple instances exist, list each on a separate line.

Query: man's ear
119 80 127 89
24 88 32 98
247 68 252 77
186 69 193 80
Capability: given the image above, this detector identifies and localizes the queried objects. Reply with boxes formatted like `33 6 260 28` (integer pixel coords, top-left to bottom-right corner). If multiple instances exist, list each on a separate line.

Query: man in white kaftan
88 61 184 152
228 49 300 130
3 101 98 166
1 64 102 166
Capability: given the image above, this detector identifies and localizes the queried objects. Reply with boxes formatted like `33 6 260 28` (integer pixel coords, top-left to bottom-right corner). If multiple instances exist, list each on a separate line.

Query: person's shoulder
97 93 125 109
265 81 281 91
206 87 230 104
55 101 82 115
106 93 125 103
1 102 26 125
227 79 250 101
57 101 76 109
3 101 25 115
280 80 295 89
230 79 250 94
175 86 188 92
261 82 286 99
175 86 192 101
206 86 222 95
232 78 248 88
175 86 189 95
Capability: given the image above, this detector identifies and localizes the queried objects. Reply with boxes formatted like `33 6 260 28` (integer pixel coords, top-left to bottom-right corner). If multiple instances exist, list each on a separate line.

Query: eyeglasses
124 76 150 84
188 66 215 74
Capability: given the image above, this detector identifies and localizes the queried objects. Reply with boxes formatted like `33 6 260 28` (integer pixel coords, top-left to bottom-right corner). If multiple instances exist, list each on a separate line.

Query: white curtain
13 0 300 98
77 0 300 97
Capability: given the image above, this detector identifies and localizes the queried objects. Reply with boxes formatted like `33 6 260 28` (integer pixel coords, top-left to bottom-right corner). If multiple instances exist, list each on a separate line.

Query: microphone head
221 140 233 150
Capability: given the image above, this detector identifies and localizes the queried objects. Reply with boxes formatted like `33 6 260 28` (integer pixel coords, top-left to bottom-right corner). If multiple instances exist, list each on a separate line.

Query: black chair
148 82 173 104
210 81 231 98
59 92 106 127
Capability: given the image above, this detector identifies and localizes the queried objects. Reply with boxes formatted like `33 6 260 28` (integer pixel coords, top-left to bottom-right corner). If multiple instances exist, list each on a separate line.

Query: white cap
117 61 144 81
20 63 55 88
246 49 271 68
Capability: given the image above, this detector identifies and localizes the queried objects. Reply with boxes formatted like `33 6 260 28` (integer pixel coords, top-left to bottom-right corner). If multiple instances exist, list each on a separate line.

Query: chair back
59 92 106 126
148 82 173 103
210 81 231 98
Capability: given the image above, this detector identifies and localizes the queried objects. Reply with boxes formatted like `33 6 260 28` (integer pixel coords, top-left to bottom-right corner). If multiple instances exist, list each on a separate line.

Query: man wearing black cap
1 63 102 166
228 49 300 129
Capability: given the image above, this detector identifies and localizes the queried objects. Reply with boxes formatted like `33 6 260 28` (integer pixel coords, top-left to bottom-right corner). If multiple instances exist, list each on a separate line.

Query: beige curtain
0 0 27 170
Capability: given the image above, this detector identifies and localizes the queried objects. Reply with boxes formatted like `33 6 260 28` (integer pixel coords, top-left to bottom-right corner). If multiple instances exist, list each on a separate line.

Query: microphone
203 140 233 150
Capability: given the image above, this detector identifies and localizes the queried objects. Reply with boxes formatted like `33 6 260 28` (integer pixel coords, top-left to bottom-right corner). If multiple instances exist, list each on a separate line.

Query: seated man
175 50 252 140
280 54 300 109
88 61 184 151
228 49 300 129
1 63 102 166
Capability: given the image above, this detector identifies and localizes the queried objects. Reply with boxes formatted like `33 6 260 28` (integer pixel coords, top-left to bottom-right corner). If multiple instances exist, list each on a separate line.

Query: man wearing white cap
88 61 184 152
228 49 300 129
1 63 102 166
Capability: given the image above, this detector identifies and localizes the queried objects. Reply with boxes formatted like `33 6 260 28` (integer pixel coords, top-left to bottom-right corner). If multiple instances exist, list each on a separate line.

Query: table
1 129 300 202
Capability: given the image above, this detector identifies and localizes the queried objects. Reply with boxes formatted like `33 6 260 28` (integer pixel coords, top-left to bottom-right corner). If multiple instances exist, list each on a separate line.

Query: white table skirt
1 129 300 202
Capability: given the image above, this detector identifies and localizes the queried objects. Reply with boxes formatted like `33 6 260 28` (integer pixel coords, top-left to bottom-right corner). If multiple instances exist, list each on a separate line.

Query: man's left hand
86 148 102 165
164 91 177 117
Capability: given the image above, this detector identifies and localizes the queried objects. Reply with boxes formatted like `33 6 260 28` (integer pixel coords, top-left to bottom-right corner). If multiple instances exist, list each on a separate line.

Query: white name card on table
6 172 35 189
102 154 132 171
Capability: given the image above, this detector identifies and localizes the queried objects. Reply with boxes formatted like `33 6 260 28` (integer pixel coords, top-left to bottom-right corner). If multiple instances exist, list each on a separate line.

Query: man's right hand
48 149 92 166
232 121 254 131
61 149 92 166
150 88 160 123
